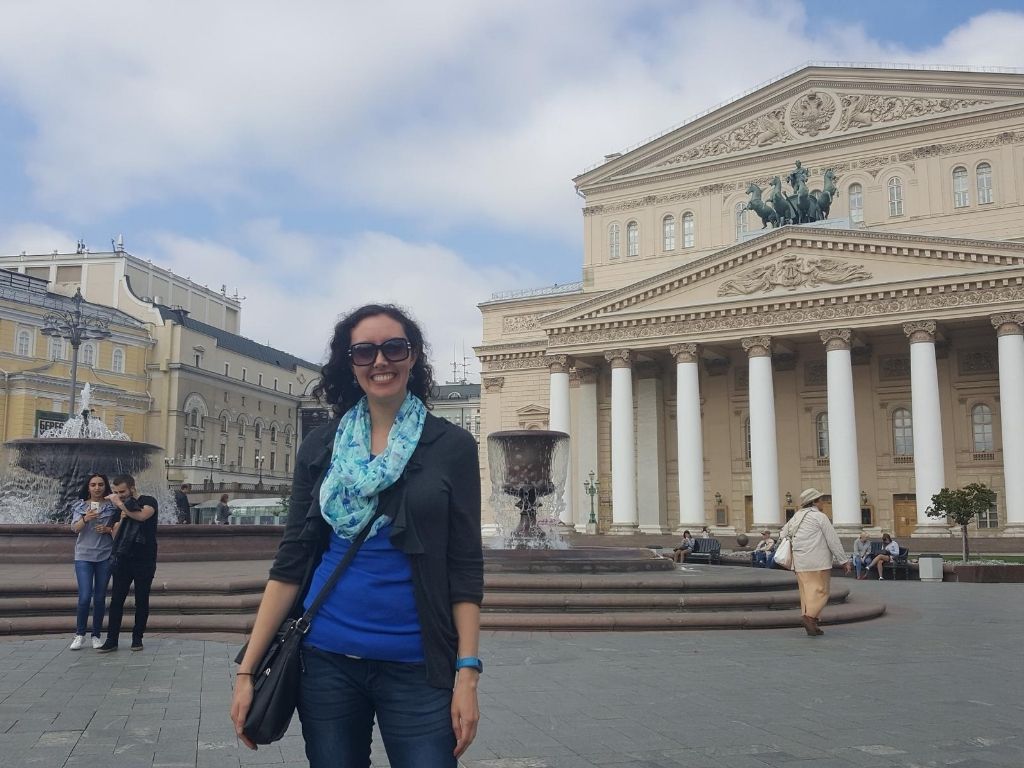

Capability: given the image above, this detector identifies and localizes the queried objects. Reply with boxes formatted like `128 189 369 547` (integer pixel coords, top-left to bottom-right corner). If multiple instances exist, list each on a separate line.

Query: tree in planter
277 486 292 519
925 483 997 562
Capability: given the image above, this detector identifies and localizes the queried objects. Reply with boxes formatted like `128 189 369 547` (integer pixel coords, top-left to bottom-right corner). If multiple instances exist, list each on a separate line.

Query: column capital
820 328 852 351
545 354 570 374
991 312 1024 337
741 336 772 358
482 376 505 393
670 343 699 364
604 349 632 369
577 367 599 385
903 320 937 344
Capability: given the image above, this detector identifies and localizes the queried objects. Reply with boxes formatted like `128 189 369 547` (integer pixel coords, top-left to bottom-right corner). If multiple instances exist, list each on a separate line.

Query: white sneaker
92 637 103 649
69 635 85 651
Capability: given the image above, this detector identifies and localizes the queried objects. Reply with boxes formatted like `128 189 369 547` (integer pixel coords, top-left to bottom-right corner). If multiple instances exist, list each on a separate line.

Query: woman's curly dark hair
313 303 436 417
77 473 112 500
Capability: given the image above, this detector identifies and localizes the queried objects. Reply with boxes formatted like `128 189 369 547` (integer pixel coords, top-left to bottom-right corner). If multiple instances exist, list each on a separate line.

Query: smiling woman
231 303 484 767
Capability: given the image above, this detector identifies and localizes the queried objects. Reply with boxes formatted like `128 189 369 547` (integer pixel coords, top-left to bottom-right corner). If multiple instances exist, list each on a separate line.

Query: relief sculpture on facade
717 254 871 296
836 94 993 131
656 107 792 166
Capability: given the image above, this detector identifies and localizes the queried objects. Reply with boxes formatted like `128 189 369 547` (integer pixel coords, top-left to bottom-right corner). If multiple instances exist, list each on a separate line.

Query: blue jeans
854 555 870 578
74 558 112 637
753 551 773 568
298 645 456 768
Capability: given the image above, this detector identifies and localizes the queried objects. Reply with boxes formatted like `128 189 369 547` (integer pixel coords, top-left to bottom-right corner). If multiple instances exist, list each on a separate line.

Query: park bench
686 537 722 565
863 542 911 580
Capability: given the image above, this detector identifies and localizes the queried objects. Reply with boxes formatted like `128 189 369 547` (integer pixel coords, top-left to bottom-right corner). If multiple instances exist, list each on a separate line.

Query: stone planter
950 563 1024 583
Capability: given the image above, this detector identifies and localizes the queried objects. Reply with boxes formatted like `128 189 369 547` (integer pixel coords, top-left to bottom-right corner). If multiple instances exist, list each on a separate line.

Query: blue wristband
455 656 483 674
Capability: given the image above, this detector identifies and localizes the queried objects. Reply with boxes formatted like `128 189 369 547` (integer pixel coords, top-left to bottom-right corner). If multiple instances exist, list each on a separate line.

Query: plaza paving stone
0 579 1021 767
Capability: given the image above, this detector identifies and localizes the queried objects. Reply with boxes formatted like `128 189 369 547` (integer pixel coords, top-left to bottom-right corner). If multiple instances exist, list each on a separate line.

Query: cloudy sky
2 0 1024 376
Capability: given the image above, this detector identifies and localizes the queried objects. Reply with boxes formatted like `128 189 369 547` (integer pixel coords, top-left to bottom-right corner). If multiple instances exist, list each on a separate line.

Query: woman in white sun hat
778 488 851 636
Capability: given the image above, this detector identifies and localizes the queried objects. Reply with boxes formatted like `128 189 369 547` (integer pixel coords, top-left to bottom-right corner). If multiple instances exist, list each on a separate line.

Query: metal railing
489 281 584 301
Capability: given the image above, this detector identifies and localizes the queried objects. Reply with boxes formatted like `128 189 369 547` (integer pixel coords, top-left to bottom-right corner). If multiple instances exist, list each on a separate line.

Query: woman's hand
451 670 480 758
230 675 257 751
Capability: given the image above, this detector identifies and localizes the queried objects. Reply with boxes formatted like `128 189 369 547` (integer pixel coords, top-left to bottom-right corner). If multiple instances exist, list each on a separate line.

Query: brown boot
801 615 818 636
812 616 824 635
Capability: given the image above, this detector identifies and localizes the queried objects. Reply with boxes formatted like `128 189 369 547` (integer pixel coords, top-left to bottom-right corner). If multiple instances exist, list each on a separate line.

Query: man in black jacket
98 474 159 653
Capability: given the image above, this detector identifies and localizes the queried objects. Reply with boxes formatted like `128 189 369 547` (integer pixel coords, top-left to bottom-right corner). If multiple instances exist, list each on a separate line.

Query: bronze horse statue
810 169 839 220
745 183 779 228
792 174 822 224
768 176 798 226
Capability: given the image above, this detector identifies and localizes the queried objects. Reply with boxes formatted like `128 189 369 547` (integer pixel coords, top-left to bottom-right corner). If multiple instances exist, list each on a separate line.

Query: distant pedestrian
68 474 118 650
216 494 231 525
866 533 900 580
672 530 695 563
174 483 192 524
779 488 851 636
700 526 710 538
98 474 158 653
752 529 775 568
853 532 873 579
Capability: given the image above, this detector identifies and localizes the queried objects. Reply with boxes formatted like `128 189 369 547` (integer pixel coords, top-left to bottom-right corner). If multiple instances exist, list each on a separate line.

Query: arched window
972 404 994 453
270 425 278 442
189 409 201 428
952 166 968 208
682 212 695 248
977 162 993 204
221 414 229 433
888 176 904 216
626 221 639 257
848 183 864 224
816 412 830 458
893 408 913 456
662 215 675 251
255 422 263 440
111 348 125 373
238 418 247 438
734 202 748 241
81 342 96 368
16 329 31 357
743 417 751 460
608 223 620 259
48 337 65 361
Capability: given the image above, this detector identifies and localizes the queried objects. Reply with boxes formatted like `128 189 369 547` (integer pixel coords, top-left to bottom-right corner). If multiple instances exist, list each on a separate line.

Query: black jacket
268 412 483 688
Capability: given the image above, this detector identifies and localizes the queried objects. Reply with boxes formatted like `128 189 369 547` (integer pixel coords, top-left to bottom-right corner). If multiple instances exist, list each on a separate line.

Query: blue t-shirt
303 522 424 662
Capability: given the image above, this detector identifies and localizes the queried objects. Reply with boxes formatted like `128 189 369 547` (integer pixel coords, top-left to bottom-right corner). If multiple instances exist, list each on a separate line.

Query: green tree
277 485 292 518
925 483 997 562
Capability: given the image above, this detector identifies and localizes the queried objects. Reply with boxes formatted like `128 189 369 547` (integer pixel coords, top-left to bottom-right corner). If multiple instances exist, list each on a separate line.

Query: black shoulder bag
236 507 385 745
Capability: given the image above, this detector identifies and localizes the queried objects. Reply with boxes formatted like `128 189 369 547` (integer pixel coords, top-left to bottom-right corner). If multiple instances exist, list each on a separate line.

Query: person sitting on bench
752 529 775 568
866 533 900 580
672 530 696 563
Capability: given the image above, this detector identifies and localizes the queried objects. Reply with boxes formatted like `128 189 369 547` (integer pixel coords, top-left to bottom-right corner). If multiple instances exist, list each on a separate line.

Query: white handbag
773 510 809 570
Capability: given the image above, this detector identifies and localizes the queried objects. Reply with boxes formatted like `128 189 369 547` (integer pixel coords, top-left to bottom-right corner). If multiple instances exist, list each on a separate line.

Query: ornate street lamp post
583 470 599 528
40 288 111 417
256 455 265 488
164 457 172 483
206 455 219 487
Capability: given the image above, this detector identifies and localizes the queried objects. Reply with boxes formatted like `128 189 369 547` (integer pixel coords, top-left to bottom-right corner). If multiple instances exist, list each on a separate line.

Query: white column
479 376 505 537
574 368 600 532
821 329 861 531
903 321 947 535
605 349 637 533
992 313 1024 535
636 364 668 534
742 336 782 527
546 355 573 527
671 343 705 532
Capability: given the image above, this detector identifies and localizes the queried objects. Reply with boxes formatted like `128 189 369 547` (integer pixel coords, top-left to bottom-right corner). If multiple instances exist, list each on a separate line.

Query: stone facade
478 65 1024 538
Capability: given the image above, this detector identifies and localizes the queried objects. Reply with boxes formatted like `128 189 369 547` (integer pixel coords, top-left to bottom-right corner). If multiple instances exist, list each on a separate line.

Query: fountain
486 429 672 573
0 383 169 525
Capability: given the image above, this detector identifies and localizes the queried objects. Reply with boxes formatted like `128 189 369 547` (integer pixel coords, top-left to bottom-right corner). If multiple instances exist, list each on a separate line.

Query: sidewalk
0 580 1021 767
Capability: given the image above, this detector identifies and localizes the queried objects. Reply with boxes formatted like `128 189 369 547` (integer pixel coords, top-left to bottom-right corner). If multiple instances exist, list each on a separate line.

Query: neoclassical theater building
476 64 1024 539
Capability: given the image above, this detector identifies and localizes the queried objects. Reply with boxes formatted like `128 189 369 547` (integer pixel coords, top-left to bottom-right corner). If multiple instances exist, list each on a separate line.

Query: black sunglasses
348 337 412 367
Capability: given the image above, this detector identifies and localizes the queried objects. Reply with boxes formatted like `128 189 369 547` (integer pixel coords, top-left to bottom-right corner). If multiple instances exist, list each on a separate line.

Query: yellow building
0 269 151 442
478 64 1024 539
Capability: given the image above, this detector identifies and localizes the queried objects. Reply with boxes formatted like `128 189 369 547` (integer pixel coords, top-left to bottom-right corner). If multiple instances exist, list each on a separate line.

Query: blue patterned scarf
319 392 427 540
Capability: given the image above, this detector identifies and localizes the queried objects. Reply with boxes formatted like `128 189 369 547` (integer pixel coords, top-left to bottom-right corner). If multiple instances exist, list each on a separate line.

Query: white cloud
1 2 1023 239
141 223 537 375
0 223 77 255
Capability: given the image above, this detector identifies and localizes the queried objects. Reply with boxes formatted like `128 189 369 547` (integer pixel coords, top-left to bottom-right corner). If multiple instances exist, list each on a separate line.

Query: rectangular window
224 363 230 376
270 452 276 471
237 446 244 466
258 373 263 386
285 453 290 474
288 382 293 394
241 368 247 382
219 444 226 464
273 378 278 391
195 353 202 367
978 498 999 529
190 438 197 457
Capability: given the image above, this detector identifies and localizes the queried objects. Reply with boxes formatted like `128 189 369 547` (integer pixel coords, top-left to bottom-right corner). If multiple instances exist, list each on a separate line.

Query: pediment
578 66 1024 189
543 228 1024 327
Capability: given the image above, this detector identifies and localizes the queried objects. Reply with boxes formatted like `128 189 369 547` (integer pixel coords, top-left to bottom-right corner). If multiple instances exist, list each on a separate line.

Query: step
480 588 849 612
